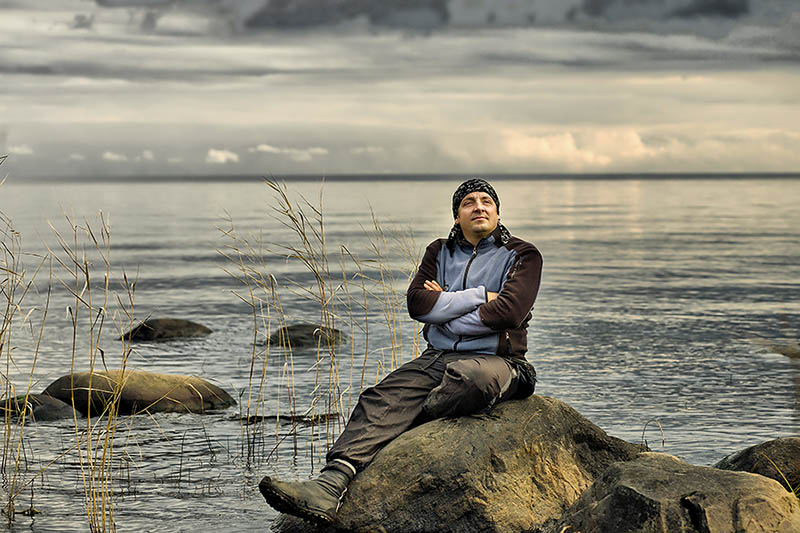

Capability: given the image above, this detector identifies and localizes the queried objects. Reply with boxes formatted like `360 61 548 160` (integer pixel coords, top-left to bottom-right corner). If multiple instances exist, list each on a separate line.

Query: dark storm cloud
670 0 749 19
244 0 449 29
96 0 173 6
90 0 450 31
575 0 749 20
70 13 94 29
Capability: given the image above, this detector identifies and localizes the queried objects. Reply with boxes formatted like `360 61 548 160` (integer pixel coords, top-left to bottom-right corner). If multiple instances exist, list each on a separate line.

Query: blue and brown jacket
406 224 542 359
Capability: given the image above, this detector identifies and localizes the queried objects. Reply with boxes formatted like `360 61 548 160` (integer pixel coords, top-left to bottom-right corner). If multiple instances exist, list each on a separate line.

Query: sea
1 175 798 532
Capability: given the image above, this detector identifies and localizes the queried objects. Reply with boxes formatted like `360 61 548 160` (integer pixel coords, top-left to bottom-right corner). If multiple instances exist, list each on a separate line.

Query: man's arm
407 240 487 324
478 242 543 330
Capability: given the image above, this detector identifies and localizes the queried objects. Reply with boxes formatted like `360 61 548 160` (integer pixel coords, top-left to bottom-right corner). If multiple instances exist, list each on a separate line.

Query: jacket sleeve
441 308 494 336
478 242 543 330
407 240 487 324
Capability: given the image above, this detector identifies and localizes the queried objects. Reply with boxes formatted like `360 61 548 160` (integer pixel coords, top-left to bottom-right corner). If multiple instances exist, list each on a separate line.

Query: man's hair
451 178 500 219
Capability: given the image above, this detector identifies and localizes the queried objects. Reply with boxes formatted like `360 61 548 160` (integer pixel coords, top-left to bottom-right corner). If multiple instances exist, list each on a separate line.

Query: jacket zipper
453 245 479 351
461 246 478 290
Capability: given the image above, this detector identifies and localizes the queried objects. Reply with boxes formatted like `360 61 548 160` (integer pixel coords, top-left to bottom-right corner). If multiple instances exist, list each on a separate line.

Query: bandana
451 178 500 219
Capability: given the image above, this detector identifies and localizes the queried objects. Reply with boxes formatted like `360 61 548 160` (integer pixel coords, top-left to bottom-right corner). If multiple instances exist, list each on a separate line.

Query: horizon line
9 171 800 183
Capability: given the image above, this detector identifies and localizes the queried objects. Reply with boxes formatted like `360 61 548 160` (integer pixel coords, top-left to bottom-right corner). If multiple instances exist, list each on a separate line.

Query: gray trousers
326 348 536 471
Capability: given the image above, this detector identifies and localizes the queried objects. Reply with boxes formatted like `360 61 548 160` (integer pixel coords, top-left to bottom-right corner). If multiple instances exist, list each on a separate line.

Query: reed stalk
0 183 51 524
47 212 136 532
221 179 422 471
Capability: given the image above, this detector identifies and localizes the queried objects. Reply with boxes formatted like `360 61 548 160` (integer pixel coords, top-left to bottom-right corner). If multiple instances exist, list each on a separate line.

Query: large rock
716 437 800 493
267 324 347 349
3 393 78 422
271 395 642 533
119 318 212 341
549 452 800 533
43 370 235 416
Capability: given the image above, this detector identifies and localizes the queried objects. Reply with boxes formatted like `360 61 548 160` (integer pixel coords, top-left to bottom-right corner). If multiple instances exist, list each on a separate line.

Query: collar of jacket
446 223 511 253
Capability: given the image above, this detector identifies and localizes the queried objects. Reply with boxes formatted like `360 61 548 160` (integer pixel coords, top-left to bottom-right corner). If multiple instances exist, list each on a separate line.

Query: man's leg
259 351 534 524
421 354 527 419
326 348 447 470
259 348 447 524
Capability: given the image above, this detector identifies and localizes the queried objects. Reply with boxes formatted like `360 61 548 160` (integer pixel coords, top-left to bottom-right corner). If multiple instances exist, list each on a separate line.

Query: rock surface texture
119 318 212 341
267 324 347 348
271 395 642 533
4 393 77 422
550 452 800 533
43 370 235 415
715 437 800 493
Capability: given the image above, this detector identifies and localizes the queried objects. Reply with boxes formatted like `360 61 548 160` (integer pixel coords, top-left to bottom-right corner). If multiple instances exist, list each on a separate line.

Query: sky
1 0 799 178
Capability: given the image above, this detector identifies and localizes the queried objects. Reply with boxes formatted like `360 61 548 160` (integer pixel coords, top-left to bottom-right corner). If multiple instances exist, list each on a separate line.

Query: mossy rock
43 370 235 416
119 318 212 342
267 324 347 349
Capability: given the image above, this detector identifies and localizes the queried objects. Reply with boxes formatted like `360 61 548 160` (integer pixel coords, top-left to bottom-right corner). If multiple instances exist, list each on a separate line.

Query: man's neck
463 226 496 247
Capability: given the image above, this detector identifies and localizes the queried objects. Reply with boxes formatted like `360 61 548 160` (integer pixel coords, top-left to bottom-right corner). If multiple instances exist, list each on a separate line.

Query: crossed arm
407 239 542 337
422 280 497 336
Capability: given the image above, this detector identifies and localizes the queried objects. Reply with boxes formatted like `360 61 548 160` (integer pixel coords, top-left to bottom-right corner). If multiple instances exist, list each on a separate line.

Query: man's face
455 191 499 243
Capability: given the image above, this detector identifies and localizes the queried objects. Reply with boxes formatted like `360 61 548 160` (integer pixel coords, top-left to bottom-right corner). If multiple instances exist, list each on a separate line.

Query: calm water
1 176 799 532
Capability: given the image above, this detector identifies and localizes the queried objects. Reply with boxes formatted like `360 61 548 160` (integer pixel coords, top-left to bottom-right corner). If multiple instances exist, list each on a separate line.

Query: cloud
249 144 328 162
350 146 385 155
500 131 613 170
133 149 155 162
205 148 239 164
670 0 749 19
8 144 34 155
68 153 86 161
70 14 95 30
241 0 450 31
102 151 128 161
482 127 800 172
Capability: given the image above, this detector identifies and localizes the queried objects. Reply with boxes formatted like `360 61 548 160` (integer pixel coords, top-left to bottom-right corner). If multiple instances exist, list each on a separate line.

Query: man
259 178 543 524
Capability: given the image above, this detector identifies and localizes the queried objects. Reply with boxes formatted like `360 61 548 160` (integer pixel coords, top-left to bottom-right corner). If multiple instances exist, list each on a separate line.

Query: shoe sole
258 476 334 526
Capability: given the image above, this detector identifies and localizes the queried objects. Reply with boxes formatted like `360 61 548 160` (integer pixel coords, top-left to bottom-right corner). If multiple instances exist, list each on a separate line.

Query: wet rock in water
715 437 800 493
43 370 235 416
267 324 347 348
548 452 800 533
271 395 642 533
2 393 78 422
119 318 212 341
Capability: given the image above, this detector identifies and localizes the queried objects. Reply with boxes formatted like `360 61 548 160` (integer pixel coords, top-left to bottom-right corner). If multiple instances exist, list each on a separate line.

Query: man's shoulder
505 235 542 258
425 238 447 251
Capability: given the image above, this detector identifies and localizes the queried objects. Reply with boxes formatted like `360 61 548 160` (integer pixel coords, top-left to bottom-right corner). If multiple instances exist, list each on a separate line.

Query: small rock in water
715 437 800 493
2 393 77 422
550 452 800 533
119 318 212 341
267 324 347 349
43 370 235 416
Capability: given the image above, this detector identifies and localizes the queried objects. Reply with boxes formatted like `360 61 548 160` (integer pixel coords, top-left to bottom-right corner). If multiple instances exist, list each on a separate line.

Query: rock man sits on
259 178 544 524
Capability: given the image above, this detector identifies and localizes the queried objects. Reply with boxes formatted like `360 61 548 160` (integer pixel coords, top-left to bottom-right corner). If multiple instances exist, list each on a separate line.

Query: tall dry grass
47 212 138 532
0 171 51 523
1 170 137 531
220 179 424 471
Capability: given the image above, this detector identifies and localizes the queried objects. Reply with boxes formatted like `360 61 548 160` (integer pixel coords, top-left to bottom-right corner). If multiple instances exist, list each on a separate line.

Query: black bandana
451 178 500 219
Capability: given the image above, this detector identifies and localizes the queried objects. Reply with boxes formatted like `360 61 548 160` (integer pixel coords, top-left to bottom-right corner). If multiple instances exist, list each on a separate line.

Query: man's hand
424 280 443 292
487 291 498 302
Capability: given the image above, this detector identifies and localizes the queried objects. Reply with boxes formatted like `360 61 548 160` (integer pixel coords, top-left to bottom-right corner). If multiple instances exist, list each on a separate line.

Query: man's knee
422 357 513 418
